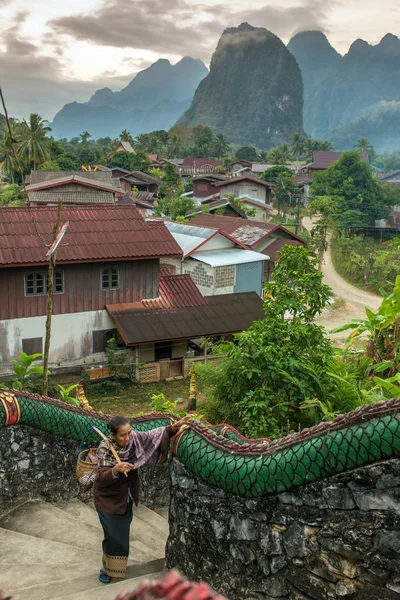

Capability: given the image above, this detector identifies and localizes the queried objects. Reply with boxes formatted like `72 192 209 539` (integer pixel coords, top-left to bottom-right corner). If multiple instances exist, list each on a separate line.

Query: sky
0 0 399 121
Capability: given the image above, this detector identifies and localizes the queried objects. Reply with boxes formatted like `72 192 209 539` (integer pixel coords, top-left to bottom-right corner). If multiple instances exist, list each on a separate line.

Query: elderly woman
94 415 187 584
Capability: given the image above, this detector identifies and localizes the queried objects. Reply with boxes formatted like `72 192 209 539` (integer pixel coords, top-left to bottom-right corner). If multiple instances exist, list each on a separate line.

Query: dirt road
302 217 381 335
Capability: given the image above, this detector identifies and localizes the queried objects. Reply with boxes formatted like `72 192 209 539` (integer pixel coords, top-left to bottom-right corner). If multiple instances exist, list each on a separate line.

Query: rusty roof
188 214 306 247
0 206 182 267
215 176 275 189
26 174 124 194
107 291 264 345
183 158 223 168
28 170 114 185
310 151 369 170
263 238 303 262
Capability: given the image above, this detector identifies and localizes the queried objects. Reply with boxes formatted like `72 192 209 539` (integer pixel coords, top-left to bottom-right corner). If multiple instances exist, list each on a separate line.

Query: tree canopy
310 151 394 226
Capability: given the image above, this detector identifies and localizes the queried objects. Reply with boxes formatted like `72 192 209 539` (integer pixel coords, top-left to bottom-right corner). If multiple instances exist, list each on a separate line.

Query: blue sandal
98 569 111 584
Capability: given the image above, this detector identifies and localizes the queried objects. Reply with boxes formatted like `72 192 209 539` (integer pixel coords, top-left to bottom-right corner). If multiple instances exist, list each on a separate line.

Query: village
1 9 400 600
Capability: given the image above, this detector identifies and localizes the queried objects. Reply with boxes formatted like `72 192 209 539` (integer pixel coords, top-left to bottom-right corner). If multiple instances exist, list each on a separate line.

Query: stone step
0 528 99 567
0 500 159 562
154 507 169 520
134 505 169 537
11 560 165 600
1 563 93 593
52 571 164 600
57 499 167 556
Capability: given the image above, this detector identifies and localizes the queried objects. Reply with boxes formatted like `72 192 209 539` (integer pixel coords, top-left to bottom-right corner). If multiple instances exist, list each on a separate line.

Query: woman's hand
112 462 134 476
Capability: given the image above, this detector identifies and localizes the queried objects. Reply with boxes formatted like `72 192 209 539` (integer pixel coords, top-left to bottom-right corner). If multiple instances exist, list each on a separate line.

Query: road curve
302 217 381 312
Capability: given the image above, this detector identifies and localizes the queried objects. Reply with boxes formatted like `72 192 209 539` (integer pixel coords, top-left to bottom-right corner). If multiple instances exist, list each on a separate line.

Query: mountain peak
348 38 371 55
377 33 400 54
178 24 303 148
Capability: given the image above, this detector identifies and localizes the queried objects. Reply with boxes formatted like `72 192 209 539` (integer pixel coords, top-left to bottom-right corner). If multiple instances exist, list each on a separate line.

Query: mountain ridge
177 23 303 148
50 57 208 139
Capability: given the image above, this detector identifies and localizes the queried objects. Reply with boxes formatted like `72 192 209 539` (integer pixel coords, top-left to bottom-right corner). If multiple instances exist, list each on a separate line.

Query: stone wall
166 458 400 600
0 424 170 516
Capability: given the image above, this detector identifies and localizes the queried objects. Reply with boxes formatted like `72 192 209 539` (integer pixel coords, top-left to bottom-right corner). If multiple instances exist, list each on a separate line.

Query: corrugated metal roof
0 206 182 267
106 291 264 345
189 214 306 247
29 191 115 204
28 170 114 184
26 174 123 194
215 176 275 189
310 151 369 169
159 274 207 307
263 239 303 262
191 248 269 266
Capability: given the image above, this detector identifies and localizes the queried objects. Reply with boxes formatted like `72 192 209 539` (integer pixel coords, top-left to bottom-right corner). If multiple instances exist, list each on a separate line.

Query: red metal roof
310 151 369 170
188 214 306 246
159 274 207 308
107 291 264 345
0 206 182 267
215 176 275 189
263 238 303 261
183 158 223 168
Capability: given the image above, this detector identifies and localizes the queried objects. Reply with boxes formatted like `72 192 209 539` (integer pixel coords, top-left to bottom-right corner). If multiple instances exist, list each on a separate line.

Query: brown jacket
93 425 174 515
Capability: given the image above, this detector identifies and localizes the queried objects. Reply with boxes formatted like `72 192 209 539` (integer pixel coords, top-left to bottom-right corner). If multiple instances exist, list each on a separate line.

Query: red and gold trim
0 391 21 426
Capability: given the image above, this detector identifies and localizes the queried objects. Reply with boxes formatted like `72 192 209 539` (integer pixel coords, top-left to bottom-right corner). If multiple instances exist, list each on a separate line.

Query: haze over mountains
51 26 400 151
289 31 400 150
50 57 208 139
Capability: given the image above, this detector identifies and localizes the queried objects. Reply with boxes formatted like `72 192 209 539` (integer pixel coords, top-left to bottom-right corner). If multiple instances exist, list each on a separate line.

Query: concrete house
189 214 306 282
160 221 269 297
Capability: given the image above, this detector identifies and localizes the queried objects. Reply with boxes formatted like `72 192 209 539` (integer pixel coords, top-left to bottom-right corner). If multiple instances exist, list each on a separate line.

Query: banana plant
9 352 50 390
373 374 400 397
57 384 79 406
331 275 400 370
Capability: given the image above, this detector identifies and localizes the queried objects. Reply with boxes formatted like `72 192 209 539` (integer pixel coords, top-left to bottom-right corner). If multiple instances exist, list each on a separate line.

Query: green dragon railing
1 389 400 498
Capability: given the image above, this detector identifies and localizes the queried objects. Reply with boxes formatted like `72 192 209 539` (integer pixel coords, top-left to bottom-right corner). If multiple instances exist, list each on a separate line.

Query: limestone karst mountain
177 23 304 149
50 57 208 139
288 31 400 149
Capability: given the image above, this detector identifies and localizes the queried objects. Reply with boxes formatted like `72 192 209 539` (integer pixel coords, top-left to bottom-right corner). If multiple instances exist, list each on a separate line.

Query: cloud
0 12 137 120
49 0 334 61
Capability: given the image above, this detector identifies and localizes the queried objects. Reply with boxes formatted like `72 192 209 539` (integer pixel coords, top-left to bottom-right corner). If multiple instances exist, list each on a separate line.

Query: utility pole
294 188 303 235
42 205 69 395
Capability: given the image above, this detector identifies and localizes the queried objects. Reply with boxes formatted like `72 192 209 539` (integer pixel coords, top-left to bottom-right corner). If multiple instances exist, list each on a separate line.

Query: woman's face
114 423 131 447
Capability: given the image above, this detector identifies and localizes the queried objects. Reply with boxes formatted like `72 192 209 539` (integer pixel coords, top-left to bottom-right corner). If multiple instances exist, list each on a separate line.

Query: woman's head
109 416 131 447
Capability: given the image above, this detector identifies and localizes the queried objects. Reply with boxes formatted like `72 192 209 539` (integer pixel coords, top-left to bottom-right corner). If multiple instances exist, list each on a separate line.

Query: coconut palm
268 144 291 165
212 133 230 159
119 129 134 145
290 132 305 162
354 137 374 157
19 114 51 170
0 126 20 182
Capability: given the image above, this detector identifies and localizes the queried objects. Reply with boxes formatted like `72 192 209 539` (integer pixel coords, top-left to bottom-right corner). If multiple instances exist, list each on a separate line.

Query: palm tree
290 132 305 162
268 144 291 165
354 137 374 157
119 129 134 145
0 126 21 182
79 131 91 144
19 114 51 170
212 133 230 159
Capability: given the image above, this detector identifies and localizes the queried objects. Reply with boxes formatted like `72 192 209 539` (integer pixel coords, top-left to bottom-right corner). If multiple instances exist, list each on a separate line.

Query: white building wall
0 309 115 375
222 182 265 202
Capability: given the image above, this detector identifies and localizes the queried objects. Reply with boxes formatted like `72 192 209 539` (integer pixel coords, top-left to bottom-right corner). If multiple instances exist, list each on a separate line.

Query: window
101 267 119 290
25 271 64 296
22 337 43 355
92 329 117 353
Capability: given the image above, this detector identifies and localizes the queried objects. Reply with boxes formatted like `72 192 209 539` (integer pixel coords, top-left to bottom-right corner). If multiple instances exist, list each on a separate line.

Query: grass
48 373 203 416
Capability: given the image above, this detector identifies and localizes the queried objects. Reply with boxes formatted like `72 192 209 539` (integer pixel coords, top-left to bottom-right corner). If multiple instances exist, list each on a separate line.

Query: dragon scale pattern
1 389 400 498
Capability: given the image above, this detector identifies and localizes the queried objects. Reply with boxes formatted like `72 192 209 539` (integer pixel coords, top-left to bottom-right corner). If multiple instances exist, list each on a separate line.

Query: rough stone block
320 550 359 579
283 522 310 558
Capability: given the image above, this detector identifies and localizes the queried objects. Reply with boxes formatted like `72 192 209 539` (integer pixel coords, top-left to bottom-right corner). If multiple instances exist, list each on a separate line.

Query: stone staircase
0 499 169 600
